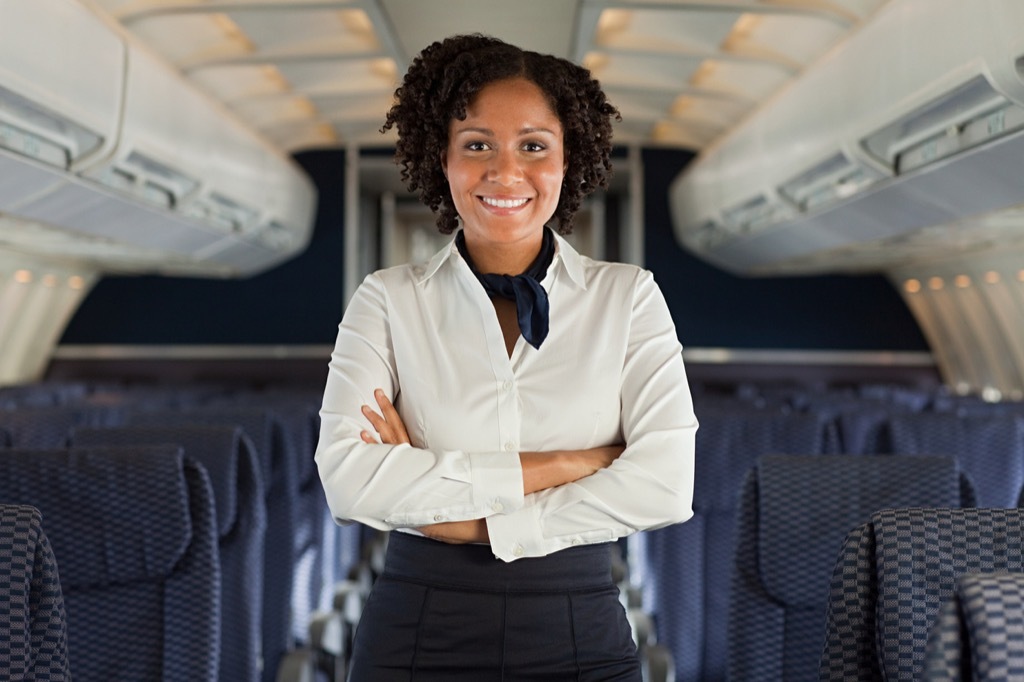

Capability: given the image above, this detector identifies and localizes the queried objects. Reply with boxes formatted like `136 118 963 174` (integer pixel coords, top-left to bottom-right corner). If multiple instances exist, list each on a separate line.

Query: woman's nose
486 150 523 185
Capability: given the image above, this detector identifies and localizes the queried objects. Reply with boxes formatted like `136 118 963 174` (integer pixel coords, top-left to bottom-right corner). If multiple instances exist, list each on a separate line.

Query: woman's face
442 77 565 250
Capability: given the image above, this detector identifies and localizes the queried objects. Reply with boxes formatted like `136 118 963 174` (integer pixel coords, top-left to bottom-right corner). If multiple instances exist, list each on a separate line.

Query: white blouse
316 230 697 562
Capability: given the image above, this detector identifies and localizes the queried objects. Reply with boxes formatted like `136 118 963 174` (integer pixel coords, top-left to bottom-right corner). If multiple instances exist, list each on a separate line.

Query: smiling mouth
480 197 530 209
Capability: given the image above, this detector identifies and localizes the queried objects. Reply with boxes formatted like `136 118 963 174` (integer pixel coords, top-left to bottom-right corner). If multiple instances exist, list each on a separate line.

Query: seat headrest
0 446 194 590
70 426 243 538
693 411 829 509
757 455 961 606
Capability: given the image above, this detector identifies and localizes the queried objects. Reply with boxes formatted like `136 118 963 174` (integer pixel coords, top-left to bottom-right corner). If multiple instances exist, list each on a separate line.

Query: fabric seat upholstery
71 425 266 682
822 508 1024 681
728 454 971 681
128 407 297 681
643 409 831 681
0 446 220 681
924 571 1024 681
0 503 70 680
886 413 1024 507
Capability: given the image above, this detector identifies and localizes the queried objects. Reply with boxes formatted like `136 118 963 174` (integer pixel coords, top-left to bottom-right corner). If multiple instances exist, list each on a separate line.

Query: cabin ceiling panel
190 65 290 102
81 0 887 153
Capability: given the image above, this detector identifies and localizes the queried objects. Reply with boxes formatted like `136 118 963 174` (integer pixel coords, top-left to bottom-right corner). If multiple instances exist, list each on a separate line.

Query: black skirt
348 531 642 681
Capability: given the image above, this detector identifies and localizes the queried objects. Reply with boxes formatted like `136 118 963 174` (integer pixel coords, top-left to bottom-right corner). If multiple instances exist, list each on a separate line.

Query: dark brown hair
381 33 620 234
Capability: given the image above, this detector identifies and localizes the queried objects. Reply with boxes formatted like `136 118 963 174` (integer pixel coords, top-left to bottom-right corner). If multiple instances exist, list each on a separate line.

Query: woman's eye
466 141 489 151
523 142 546 152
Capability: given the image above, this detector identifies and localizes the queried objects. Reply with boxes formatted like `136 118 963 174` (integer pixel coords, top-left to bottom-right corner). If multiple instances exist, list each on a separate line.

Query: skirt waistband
382 531 614 593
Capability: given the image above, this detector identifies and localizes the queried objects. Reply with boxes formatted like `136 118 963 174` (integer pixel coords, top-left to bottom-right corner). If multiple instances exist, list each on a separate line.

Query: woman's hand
419 518 489 544
360 388 487 544
359 389 410 445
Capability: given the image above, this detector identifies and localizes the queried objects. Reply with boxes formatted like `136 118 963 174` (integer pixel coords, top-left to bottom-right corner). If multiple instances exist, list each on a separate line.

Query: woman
316 33 697 681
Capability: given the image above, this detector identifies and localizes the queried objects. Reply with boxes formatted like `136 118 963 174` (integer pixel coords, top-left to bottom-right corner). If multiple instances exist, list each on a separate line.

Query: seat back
887 413 1024 506
644 409 831 682
71 425 266 682
0 503 70 679
128 407 296 681
728 454 969 681
0 405 121 448
823 508 1024 681
0 446 220 681
924 571 1024 681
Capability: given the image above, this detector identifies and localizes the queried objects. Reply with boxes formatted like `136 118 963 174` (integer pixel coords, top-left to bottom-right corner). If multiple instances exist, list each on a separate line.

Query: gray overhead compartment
670 0 1024 276
0 0 316 277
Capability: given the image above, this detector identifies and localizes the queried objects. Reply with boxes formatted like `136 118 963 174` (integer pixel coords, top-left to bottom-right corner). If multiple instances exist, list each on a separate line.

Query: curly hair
381 34 621 235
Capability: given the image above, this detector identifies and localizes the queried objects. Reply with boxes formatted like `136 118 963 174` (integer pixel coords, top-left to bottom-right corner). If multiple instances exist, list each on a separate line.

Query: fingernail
375 389 385 399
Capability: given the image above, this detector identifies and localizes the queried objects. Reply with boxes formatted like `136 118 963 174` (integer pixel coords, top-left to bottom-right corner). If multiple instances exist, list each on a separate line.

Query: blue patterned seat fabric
0 503 70 680
0 446 220 681
643 408 831 681
71 425 266 682
128 407 298 682
822 508 1024 681
886 413 1024 507
924 571 1024 681
728 455 969 682
0 405 122 448
211 392 336 640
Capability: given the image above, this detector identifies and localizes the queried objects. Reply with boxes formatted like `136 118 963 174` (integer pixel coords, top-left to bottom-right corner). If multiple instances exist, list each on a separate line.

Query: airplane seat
822 508 1024 681
856 383 934 411
642 407 832 682
0 382 89 409
0 405 124 448
213 392 334 633
70 425 267 682
0 446 220 681
931 394 1024 417
727 454 971 681
0 503 71 680
923 571 1024 681
885 413 1024 507
831 404 905 454
127 406 299 682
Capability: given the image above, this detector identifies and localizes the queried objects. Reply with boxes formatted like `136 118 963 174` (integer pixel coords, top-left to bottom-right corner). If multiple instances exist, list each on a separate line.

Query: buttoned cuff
486 495 619 562
469 450 525 517
486 501 546 562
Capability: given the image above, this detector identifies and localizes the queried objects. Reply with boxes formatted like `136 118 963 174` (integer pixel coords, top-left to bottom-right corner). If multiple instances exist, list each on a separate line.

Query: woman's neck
461 231 545 275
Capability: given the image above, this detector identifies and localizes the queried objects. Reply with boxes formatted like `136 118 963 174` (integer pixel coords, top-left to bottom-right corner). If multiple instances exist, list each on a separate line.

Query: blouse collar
417 228 588 291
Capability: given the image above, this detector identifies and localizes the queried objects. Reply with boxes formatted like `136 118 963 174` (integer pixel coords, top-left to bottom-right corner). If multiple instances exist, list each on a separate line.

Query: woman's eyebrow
451 126 558 136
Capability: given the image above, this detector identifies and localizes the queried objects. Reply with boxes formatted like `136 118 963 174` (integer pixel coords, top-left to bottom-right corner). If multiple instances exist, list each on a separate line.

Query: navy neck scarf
455 228 556 350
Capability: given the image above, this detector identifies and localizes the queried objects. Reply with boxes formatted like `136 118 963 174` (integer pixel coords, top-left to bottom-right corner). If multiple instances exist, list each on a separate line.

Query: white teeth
482 197 528 208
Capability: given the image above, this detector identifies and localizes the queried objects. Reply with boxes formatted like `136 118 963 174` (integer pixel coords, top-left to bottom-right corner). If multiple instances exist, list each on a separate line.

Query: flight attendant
316 33 698 681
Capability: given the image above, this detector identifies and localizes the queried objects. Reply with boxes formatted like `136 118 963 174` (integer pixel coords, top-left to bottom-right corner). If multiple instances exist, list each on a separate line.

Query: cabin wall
0 251 96 385
890 247 1024 401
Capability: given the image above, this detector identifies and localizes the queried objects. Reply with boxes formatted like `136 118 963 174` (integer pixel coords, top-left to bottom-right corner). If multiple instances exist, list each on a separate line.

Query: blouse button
504 441 516 452
513 545 524 557
571 538 582 546
502 380 513 391
492 502 504 513
433 514 445 522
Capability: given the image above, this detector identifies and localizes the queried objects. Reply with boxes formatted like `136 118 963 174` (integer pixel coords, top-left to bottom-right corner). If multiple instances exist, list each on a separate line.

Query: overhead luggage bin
0 0 123 208
0 0 315 278
671 0 1024 276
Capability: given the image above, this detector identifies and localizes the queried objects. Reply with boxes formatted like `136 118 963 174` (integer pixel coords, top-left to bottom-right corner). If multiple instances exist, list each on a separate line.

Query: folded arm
359 388 623 544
